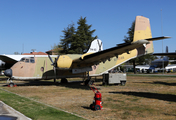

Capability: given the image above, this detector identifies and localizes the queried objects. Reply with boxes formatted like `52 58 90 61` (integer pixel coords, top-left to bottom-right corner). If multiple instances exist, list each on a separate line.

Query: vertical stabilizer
166 46 168 53
87 39 103 53
133 16 154 54
164 46 169 60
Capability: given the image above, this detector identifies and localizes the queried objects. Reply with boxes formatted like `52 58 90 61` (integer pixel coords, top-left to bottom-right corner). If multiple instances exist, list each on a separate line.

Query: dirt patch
1 75 176 120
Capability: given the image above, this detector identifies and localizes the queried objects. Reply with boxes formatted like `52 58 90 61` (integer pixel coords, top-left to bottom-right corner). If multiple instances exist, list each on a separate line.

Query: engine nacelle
57 55 72 69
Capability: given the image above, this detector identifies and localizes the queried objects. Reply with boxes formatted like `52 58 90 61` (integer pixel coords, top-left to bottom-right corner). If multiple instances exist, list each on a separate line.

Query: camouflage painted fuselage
10 16 155 80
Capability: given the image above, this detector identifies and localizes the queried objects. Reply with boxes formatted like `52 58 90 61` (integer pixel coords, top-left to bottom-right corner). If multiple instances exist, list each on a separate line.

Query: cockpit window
20 57 35 63
20 58 25 62
25 59 29 63
30 58 35 63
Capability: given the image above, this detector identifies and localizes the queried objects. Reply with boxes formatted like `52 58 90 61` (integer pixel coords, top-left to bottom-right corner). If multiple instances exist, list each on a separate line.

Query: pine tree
75 17 97 54
58 17 97 54
123 21 135 43
59 23 76 54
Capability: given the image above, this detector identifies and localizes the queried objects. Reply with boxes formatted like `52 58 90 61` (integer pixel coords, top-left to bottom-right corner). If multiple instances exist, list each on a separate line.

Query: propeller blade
53 66 56 75
53 66 57 81
48 55 54 65
55 55 60 62
48 55 60 82
54 55 60 67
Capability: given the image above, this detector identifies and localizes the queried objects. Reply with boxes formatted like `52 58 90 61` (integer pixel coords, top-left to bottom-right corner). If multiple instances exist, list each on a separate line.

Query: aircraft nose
4 69 12 77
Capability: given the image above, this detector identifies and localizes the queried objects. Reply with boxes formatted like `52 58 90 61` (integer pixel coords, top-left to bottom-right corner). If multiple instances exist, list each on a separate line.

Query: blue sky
0 0 176 55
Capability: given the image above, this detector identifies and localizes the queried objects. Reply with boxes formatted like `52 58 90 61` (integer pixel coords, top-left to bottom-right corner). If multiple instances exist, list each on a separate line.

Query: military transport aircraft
153 51 176 72
136 46 170 73
3 16 170 87
136 57 169 73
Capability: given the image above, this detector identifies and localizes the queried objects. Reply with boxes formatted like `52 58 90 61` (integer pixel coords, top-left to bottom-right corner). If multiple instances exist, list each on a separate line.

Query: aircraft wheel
121 81 126 86
84 79 94 85
89 80 94 85
9 83 15 87
95 105 101 110
84 79 89 85
61 78 68 83
54 78 56 83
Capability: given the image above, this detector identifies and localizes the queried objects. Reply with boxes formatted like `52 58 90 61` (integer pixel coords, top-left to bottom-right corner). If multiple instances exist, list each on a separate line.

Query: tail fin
87 39 103 53
164 46 169 60
133 16 154 54
166 46 168 53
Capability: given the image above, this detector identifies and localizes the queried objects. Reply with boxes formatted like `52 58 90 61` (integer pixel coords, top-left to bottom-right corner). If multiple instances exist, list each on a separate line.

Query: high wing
0 55 19 68
73 37 169 65
0 55 33 69
153 52 176 58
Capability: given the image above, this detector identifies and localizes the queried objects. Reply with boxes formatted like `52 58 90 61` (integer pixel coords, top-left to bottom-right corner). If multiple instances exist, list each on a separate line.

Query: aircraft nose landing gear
8 82 17 87
7 78 17 87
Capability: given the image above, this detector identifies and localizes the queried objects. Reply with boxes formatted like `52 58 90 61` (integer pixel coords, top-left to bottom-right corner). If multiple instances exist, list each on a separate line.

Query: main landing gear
84 72 94 85
53 78 68 84
84 78 94 85
61 78 68 83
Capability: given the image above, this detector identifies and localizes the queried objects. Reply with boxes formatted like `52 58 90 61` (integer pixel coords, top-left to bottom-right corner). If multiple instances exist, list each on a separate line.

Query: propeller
48 55 60 82
48 55 60 67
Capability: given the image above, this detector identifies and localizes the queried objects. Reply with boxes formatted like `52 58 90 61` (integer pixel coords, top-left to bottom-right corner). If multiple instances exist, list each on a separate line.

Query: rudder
133 16 154 54
87 39 103 53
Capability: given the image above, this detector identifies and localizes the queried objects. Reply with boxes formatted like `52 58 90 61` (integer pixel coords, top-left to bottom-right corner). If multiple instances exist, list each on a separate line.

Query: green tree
58 17 97 54
135 53 157 65
123 21 135 43
59 23 76 54
51 43 62 55
75 17 97 54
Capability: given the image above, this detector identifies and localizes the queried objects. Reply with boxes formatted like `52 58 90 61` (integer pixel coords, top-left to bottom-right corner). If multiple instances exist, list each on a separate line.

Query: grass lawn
0 88 85 120
1 74 176 119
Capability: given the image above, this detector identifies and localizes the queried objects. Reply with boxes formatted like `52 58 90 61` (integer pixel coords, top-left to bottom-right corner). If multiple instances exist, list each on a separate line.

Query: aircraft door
34 58 46 78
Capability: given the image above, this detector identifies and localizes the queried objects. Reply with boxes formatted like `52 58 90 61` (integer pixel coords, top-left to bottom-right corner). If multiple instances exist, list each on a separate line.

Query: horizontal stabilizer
145 36 171 41
153 52 176 58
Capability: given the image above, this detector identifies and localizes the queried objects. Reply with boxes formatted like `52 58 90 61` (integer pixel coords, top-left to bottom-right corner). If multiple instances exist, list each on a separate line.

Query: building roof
22 52 48 55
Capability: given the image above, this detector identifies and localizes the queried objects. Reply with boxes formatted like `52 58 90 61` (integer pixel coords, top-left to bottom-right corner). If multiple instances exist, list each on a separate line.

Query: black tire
88 80 94 85
95 105 101 110
121 81 126 86
84 79 89 85
85 79 94 85
9 83 14 87
61 78 68 83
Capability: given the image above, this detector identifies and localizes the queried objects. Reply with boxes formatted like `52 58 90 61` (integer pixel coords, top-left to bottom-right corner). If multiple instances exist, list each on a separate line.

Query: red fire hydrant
90 87 102 110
